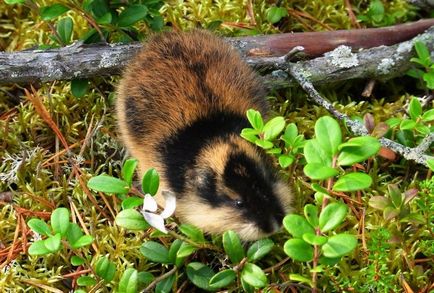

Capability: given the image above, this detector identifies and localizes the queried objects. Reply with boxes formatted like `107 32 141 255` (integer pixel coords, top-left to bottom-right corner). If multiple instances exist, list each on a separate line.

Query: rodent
116 30 292 241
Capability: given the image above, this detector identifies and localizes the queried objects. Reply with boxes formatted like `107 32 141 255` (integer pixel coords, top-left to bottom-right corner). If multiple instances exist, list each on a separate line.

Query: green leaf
396 130 415 147
422 109 434 122
27 219 51 236
263 116 285 140
303 163 338 180
222 230 245 264
51 208 70 236
423 71 434 89
383 206 400 220
289 274 313 287
28 240 51 255
140 241 170 263
72 235 94 249
71 256 85 266
282 123 298 146
118 268 138 293
209 269 236 289
71 79 89 98
241 128 259 143
319 203 348 232
149 15 165 31
96 12 112 25
319 256 341 266
304 204 319 228
87 175 130 194
414 41 431 66
385 117 401 128
415 123 430 135
241 277 255 293
409 97 423 120
304 139 332 166
368 196 390 210
40 4 70 20
267 147 282 155
284 239 314 261
266 6 288 24
322 234 357 258
121 197 143 210
122 159 138 187
168 239 183 266
56 17 73 45
117 5 149 27
388 184 403 208
5 0 26 4
333 173 372 192
155 273 175 293
247 239 274 261
137 272 154 286
302 233 327 246
241 263 267 288
176 242 196 258
311 183 329 195
95 256 116 282
400 119 416 130
77 276 97 286
44 233 61 252
246 109 263 131
142 168 160 196
337 136 381 166
315 116 342 157
65 223 83 245
186 262 215 291
179 224 205 243
115 209 149 230
283 214 315 238
278 154 294 168
255 139 273 149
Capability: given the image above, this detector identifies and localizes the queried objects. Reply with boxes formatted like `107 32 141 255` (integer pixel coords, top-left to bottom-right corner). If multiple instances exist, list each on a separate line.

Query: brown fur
116 30 292 240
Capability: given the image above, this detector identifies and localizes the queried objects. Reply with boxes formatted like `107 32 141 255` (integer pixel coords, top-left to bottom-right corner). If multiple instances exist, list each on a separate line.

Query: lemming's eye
234 200 244 208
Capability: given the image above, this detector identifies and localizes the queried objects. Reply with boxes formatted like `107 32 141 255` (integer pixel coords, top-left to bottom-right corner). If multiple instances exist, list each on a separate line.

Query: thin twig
142 266 177 293
264 256 290 273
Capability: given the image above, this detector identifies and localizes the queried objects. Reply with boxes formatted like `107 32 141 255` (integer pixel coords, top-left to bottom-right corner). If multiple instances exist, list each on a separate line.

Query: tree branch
0 21 433 85
254 25 434 88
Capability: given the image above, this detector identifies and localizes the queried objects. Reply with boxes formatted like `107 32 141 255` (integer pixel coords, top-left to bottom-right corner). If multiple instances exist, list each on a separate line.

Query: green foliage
116 209 149 230
385 95 433 148
266 6 288 24
118 268 138 293
357 0 417 27
71 79 90 98
242 109 305 168
408 41 434 90
27 207 93 255
141 168 160 196
40 4 70 21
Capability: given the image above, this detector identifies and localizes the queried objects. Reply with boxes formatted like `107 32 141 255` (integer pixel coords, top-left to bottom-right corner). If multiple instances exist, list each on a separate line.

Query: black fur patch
158 110 249 194
195 169 228 206
124 96 148 137
223 152 285 233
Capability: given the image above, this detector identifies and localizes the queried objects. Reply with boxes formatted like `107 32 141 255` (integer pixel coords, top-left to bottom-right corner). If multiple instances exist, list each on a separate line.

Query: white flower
140 190 176 233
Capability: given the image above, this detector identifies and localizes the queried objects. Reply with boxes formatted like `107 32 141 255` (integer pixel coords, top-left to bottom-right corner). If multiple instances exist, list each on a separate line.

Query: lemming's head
177 136 292 241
